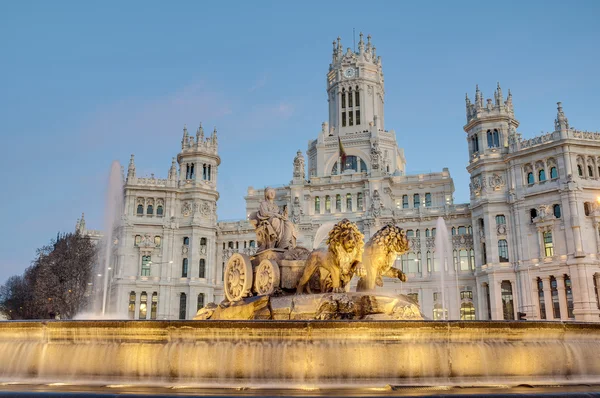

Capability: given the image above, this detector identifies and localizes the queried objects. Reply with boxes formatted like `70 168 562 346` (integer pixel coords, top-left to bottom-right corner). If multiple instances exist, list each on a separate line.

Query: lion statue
296 219 364 294
356 224 410 291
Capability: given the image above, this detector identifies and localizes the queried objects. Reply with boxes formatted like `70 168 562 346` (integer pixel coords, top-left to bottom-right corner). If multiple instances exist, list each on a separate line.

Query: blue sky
1 0 599 284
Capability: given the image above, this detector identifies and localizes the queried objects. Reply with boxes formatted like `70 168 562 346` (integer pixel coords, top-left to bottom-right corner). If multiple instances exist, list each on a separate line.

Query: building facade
106 34 600 322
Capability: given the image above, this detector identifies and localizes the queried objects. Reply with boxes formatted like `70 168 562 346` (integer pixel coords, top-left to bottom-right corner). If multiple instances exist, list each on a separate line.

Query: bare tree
0 232 97 320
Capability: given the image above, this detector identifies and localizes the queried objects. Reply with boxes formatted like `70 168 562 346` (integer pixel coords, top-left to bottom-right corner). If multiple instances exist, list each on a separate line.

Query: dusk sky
1 1 599 284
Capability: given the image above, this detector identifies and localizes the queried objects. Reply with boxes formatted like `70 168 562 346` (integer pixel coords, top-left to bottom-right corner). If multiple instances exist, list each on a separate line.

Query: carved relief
488 173 505 190
497 224 507 235
182 201 192 217
200 201 211 217
452 235 473 250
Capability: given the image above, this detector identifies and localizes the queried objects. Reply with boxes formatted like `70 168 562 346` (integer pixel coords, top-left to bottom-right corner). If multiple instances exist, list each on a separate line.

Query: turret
168 157 177 180
127 154 136 181
464 84 519 161
181 125 189 150
177 121 221 189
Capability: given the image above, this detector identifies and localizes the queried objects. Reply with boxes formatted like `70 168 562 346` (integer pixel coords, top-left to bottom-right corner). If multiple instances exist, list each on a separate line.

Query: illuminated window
314 197 320 213
325 196 331 213
357 193 363 210
346 193 352 211
543 232 554 257
179 293 187 320
151 292 158 320
336 194 341 211
459 249 469 271
433 303 448 320
139 291 147 320
135 235 142 246
154 236 161 247
128 291 136 320
460 302 475 320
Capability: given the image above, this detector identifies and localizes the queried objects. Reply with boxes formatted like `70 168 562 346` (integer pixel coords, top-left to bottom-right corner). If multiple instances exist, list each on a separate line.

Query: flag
338 136 347 172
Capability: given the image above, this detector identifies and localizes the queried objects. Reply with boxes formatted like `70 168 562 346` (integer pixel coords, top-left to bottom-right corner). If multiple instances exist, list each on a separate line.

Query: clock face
344 68 355 78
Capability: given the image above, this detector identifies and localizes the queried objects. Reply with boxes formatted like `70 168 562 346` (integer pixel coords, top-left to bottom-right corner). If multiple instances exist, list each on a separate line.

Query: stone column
477 283 486 320
531 277 541 320
556 275 569 320
570 264 600 322
510 280 517 320
595 274 600 310
489 280 503 320
542 276 554 320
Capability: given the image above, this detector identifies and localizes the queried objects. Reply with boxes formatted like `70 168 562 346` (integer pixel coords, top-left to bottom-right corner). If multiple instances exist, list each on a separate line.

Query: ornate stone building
106 34 600 322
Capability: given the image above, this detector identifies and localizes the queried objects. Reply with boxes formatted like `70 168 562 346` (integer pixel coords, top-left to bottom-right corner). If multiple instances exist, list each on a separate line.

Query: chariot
223 249 307 302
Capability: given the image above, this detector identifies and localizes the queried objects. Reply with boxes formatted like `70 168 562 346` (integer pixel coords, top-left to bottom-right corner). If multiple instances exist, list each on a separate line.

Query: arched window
139 292 148 319
458 226 466 235
482 243 487 264
147 204 153 215
431 228 436 237
348 87 353 107
538 169 546 182
501 281 515 320
487 130 493 148
433 303 448 320
460 302 475 320
584 202 592 216
589 165 594 178
156 205 164 216
425 193 432 207
249 240 255 248
183 237 190 246
325 196 331 213
135 235 142 246
425 229 430 237
137 204 144 215
468 226 473 235
543 232 554 257
537 278 546 319
208 165 212 181
182 258 188 278
550 167 558 179
200 237 207 247
154 236 161 247
141 255 151 276
199 259 206 278
151 293 158 320
128 291 136 320
530 208 538 222
331 156 368 175
498 239 509 262
357 192 363 210
496 215 506 225
426 251 432 272
355 90 360 107
335 194 341 211
564 275 574 319
179 293 187 320
553 204 561 218
406 229 414 237
493 129 500 147
527 172 534 185
341 88 346 109
550 276 560 319
413 194 420 208
346 193 352 211
578 164 584 177
451 227 456 236
402 195 409 209
314 197 320 213
197 293 205 311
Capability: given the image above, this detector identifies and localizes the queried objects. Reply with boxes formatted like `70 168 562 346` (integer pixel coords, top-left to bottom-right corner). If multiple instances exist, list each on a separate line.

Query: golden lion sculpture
296 219 364 294
356 224 409 291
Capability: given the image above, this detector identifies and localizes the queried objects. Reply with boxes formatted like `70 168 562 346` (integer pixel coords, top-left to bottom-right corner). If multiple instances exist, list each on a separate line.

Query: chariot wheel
254 259 281 296
224 253 253 302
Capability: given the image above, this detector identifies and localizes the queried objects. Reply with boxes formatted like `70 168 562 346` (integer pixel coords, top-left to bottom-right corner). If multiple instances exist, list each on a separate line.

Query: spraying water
312 222 337 249
99 161 124 316
434 217 451 320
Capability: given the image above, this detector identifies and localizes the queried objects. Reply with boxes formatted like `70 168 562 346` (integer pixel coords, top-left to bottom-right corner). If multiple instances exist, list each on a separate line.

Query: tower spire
168 157 177 180
127 154 136 180
358 32 365 54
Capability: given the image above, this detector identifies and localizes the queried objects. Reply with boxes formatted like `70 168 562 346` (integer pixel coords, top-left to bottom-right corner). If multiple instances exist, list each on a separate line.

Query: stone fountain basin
1 320 600 387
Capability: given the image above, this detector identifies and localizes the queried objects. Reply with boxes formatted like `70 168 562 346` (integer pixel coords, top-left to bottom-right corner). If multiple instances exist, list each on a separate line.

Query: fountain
1 194 600 394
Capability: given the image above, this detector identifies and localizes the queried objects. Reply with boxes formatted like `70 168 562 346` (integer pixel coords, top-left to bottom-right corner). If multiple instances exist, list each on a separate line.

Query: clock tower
327 33 385 136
